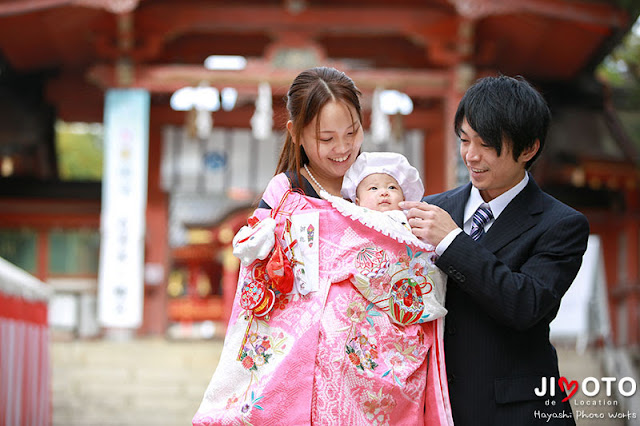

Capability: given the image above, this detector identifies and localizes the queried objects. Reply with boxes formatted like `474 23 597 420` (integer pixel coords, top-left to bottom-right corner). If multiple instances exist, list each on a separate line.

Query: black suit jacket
424 177 589 425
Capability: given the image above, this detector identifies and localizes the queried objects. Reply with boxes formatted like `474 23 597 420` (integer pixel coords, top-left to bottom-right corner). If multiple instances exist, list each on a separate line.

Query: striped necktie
470 204 493 241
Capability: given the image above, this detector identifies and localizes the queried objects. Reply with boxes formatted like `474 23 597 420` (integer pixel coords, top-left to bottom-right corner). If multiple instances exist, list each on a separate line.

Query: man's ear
520 139 540 163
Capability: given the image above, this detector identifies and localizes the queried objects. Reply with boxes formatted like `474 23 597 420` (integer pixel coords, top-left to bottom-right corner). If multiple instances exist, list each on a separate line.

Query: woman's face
295 100 363 183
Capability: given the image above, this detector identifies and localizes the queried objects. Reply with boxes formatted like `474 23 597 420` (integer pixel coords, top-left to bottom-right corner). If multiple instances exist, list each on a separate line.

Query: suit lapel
442 184 471 228
482 178 544 253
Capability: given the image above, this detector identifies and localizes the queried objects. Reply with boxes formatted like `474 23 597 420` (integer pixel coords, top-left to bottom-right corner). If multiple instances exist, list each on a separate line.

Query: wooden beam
0 0 71 17
0 199 100 228
124 5 460 64
134 4 454 38
449 0 627 27
46 73 105 122
87 61 453 98
0 0 140 16
2 1 624 32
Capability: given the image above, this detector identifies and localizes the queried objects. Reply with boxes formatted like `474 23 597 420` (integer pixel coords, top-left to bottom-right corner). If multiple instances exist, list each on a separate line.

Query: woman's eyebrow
320 123 358 133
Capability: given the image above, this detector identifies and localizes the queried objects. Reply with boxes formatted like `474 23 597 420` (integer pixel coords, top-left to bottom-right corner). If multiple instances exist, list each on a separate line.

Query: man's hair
454 75 551 169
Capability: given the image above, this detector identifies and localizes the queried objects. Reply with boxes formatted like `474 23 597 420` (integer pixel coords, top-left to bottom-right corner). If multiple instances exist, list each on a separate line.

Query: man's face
356 173 404 212
459 119 538 201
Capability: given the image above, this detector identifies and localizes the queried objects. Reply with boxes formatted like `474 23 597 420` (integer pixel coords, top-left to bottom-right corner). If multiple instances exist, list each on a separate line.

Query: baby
341 151 424 226
233 152 423 267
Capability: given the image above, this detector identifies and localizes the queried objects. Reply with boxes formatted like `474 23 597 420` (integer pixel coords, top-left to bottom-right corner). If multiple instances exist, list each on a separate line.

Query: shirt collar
464 172 529 224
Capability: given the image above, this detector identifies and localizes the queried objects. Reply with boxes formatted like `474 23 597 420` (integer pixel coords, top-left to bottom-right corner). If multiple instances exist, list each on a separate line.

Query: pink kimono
193 173 453 426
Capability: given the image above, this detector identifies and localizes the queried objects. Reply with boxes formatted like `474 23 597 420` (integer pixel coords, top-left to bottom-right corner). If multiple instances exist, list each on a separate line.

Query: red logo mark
559 376 578 402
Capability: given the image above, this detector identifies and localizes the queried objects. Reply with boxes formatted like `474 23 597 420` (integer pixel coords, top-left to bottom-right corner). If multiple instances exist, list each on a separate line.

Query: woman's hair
454 75 551 170
275 67 363 175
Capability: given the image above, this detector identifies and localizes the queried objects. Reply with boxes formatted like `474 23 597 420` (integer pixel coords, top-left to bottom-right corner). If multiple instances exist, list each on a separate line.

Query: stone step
51 339 635 425
52 338 224 426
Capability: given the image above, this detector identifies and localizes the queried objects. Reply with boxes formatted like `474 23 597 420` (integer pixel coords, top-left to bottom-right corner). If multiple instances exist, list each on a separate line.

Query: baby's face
355 173 404 212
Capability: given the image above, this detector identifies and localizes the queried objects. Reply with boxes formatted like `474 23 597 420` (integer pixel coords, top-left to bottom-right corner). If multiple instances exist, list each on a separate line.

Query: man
401 75 589 425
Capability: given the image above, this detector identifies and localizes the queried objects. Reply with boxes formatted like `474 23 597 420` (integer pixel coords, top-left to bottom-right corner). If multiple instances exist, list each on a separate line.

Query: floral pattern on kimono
193 173 453 426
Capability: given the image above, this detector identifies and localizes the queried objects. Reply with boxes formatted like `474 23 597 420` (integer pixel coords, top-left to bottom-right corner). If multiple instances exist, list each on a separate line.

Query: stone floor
554 342 628 425
51 338 224 426
51 338 633 425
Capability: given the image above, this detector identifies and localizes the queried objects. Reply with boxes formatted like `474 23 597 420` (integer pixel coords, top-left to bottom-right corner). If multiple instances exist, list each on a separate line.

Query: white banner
550 235 610 352
98 89 150 329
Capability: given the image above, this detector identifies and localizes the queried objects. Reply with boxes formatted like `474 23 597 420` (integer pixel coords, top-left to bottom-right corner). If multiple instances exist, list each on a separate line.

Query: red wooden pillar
443 75 463 191
35 229 48 282
186 261 200 297
422 111 448 195
593 220 620 344
437 18 476 191
439 65 472 192
624 185 639 346
141 122 170 336
421 70 464 197
625 217 639 346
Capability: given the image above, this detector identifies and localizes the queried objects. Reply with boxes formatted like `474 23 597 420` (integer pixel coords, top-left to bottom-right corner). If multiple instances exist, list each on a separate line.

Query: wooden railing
587 212 640 348
0 257 52 426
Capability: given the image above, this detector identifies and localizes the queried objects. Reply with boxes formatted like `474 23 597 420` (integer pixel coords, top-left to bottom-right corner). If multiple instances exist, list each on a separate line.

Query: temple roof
0 0 637 186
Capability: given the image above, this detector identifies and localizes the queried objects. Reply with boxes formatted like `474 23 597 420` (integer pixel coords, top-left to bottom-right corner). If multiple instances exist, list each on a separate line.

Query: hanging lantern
370 88 391 146
251 82 273 141
174 82 219 140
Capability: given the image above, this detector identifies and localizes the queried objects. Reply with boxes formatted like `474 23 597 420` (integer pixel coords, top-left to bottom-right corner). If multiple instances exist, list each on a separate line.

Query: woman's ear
286 120 295 142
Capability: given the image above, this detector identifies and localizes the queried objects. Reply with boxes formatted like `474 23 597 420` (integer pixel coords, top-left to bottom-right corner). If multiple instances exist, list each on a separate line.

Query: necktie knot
470 204 493 241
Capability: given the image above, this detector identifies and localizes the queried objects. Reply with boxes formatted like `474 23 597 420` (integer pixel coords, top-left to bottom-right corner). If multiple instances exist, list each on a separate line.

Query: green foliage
618 110 640 151
596 18 640 90
55 121 103 181
597 16 640 152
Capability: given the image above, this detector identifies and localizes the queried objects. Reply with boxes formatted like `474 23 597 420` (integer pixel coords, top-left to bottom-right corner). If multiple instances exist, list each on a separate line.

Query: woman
193 67 452 425
261 66 364 205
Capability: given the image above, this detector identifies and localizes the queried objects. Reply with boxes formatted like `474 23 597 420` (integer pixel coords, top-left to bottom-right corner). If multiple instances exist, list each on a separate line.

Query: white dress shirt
435 172 530 256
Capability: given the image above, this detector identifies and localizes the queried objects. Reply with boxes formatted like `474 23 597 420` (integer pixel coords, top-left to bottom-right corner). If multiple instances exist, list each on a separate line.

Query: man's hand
400 201 459 246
